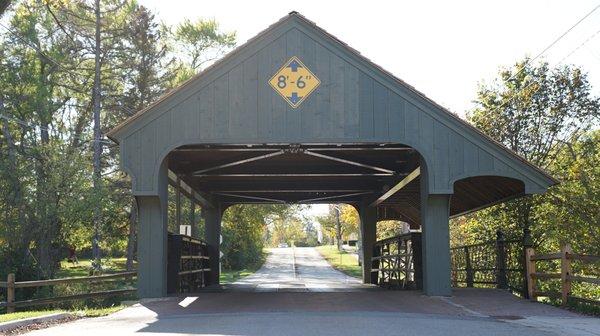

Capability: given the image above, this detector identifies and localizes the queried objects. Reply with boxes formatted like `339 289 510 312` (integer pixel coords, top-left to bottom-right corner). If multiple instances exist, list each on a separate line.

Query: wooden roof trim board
107 11 557 185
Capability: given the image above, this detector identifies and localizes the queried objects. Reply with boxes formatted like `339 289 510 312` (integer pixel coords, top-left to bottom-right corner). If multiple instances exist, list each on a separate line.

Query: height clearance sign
269 56 320 108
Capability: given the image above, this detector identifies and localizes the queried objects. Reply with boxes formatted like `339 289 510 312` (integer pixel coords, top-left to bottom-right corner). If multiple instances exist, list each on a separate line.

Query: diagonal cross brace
304 150 395 174
370 167 421 207
192 150 285 175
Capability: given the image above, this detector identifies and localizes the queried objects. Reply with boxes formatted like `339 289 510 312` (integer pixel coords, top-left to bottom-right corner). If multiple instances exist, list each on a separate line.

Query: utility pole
91 0 103 271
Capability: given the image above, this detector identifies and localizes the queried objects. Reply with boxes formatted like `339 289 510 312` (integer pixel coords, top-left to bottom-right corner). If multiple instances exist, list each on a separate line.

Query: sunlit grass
80 305 125 317
57 258 136 278
0 310 64 323
316 245 362 278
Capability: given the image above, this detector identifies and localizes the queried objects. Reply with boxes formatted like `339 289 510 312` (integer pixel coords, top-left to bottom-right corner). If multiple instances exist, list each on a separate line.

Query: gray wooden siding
119 23 550 196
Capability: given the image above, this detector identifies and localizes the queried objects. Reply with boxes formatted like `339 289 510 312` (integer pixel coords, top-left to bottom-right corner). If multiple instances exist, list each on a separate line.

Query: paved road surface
230 247 365 292
22 247 600 336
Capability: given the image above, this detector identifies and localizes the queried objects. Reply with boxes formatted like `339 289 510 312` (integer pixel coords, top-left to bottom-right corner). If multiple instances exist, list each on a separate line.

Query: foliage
0 0 235 284
315 245 361 278
316 204 358 244
267 205 318 247
221 204 290 270
453 60 600 253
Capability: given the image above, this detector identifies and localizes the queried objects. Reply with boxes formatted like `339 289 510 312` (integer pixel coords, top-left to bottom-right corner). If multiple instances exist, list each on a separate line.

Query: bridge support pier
420 161 452 296
135 159 169 298
204 205 222 286
359 204 377 284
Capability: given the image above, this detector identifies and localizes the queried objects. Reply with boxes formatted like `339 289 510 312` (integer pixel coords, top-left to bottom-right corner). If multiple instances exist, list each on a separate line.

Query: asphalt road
21 247 599 336
230 247 364 292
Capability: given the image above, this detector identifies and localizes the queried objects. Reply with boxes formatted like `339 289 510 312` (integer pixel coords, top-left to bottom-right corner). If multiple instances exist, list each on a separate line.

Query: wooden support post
7 273 15 313
525 247 536 301
175 177 181 228
561 244 572 306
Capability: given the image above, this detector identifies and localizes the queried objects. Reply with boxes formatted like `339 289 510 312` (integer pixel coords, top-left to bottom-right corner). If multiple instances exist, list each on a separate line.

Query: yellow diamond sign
269 56 320 108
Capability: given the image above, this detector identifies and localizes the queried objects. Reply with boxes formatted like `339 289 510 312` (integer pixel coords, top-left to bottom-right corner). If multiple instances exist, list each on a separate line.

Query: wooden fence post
464 246 474 287
496 230 508 289
525 248 536 301
7 273 15 313
561 244 572 306
522 226 533 299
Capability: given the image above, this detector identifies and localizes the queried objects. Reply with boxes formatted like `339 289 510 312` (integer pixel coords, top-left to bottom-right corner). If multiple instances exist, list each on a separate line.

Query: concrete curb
0 312 76 332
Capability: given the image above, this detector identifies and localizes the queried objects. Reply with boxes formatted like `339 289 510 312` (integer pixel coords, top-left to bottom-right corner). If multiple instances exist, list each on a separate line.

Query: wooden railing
167 233 211 293
371 232 422 289
0 271 136 313
526 244 600 306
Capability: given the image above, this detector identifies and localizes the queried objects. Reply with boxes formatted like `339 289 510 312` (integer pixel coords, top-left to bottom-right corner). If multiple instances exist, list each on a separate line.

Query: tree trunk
91 0 103 271
335 206 342 251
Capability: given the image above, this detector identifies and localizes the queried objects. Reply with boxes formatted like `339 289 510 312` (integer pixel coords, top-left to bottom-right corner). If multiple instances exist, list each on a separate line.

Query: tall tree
462 59 600 246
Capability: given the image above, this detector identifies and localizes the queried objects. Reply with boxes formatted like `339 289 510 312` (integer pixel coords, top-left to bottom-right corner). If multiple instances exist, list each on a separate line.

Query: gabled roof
108 11 557 185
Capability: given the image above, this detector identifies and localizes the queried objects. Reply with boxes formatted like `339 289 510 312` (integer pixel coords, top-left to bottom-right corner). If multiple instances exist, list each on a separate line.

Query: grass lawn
220 250 268 284
220 269 258 283
315 245 362 278
0 306 126 323
0 310 64 323
57 257 136 278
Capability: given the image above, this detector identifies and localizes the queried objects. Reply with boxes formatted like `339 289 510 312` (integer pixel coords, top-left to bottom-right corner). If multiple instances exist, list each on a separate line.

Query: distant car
278 243 289 248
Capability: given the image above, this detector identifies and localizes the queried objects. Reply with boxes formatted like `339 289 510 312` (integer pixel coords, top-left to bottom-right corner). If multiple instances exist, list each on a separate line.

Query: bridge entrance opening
107 13 555 299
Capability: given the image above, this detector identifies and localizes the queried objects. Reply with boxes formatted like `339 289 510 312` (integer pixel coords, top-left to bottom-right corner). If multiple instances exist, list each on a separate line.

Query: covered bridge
107 12 556 298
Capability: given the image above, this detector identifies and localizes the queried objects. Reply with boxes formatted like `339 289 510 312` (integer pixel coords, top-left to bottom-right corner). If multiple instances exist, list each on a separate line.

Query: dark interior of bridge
167 143 525 228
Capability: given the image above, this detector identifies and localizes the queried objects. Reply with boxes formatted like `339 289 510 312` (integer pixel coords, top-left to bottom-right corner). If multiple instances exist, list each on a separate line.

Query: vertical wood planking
448 131 465 181
373 80 389 140
299 31 317 139
314 40 331 138
213 74 229 139
270 35 287 140
344 62 359 138
433 121 449 190
285 28 301 140
228 62 244 139
243 56 259 139
478 148 494 171
405 103 419 146
155 113 171 158
463 140 478 175
140 122 157 191
388 93 405 141
257 44 273 139
358 71 374 139
419 113 434 163
127 131 141 191
330 54 345 138
198 85 214 140
182 97 199 140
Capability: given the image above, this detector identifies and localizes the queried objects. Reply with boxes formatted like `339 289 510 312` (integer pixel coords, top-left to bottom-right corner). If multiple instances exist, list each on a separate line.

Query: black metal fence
450 230 527 296
371 232 422 289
